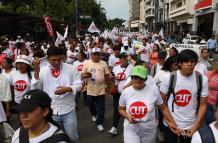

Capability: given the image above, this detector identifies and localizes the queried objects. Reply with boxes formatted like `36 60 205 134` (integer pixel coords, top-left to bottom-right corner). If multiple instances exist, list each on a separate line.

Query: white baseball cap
14 55 31 66
91 48 101 53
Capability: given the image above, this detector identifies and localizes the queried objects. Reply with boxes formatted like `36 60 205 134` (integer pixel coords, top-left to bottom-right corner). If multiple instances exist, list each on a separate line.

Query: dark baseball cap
119 52 128 58
12 90 51 112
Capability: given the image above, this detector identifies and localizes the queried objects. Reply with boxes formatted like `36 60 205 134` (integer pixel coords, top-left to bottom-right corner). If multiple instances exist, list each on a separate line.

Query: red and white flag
44 16 54 36
88 22 100 33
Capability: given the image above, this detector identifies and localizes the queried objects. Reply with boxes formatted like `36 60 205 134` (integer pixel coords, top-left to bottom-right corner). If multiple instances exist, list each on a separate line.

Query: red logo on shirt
114 61 121 66
129 101 147 119
15 80 27 92
51 69 60 78
70 54 74 59
143 49 147 54
116 72 126 80
175 89 192 107
77 64 84 72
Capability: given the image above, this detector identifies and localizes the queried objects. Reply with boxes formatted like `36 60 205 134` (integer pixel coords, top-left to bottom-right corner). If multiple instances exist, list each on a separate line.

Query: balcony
145 5 155 11
145 11 155 18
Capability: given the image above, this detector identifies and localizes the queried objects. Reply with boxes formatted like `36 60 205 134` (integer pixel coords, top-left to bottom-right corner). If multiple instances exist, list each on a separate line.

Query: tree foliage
108 18 125 30
0 0 108 32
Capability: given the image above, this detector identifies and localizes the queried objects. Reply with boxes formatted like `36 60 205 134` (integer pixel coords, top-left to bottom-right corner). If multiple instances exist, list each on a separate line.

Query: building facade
192 0 218 39
129 0 140 31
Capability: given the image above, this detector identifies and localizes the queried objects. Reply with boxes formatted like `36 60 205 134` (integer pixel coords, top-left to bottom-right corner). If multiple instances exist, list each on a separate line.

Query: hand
32 58 40 73
54 86 72 95
167 121 182 136
127 114 138 124
187 122 200 137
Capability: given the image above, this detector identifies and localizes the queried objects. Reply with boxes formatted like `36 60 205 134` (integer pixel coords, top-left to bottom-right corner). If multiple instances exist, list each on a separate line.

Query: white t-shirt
12 123 67 143
139 44 152 63
0 101 6 122
120 46 135 55
108 55 120 68
66 50 77 64
72 60 87 77
194 62 208 75
160 70 208 130
191 121 218 143
2 68 16 80
9 70 32 103
119 85 163 130
113 64 133 93
154 70 170 87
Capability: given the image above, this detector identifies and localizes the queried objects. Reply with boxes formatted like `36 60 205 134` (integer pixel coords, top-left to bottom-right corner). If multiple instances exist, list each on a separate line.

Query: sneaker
97 125 104 132
108 126 118 135
92 116 97 122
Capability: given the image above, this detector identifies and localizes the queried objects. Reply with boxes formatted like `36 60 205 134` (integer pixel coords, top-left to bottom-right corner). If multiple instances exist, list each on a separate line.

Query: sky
96 0 129 21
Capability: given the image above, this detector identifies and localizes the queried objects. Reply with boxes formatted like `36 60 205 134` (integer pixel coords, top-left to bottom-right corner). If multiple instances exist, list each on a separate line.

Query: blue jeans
52 110 79 143
86 95 105 125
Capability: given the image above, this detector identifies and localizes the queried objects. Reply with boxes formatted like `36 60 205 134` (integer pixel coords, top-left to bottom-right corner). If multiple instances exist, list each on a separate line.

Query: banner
170 44 207 56
88 22 100 33
44 16 54 36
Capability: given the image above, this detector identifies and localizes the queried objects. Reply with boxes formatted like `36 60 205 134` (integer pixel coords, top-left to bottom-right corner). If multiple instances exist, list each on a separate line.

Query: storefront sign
195 0 212 11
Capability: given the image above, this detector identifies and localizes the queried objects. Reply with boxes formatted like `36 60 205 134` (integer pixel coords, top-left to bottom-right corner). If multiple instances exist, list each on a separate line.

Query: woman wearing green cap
118 65 180 143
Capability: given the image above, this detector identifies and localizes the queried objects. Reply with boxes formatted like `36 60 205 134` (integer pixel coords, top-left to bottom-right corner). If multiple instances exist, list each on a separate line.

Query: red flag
44 16 54 36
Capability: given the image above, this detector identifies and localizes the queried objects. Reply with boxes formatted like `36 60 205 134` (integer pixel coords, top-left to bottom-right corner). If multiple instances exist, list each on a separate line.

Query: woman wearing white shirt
1 57 15 80
119 65 180 143
73 51 87 109
108 53 133 135
9 55 32 104
154 56 178 87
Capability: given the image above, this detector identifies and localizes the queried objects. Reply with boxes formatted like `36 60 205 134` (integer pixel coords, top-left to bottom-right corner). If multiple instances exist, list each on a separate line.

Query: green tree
108 18 125 30
0 0 108 33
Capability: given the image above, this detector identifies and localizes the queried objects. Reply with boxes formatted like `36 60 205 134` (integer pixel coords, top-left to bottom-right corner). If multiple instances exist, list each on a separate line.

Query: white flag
159 27 164 38
64 25 68 39
111 27 119 34
88 22 100 33
55 31 64 46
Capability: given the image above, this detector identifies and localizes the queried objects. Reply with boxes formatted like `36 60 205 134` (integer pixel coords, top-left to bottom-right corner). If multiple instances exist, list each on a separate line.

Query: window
176 2 182 8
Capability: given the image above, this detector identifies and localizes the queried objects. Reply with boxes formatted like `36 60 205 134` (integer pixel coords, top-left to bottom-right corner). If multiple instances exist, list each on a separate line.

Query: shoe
92 116 97 122
97 125 104 132
108 126 118 135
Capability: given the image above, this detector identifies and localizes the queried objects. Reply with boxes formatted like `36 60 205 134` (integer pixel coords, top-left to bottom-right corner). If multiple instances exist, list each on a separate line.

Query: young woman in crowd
119 65 180 143
1 57 15 79
9 55 32 104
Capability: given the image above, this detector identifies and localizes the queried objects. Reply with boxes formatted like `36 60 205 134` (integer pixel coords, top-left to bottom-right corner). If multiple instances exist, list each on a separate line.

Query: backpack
19 126 70 143
198 125 216 143
166 71 202 113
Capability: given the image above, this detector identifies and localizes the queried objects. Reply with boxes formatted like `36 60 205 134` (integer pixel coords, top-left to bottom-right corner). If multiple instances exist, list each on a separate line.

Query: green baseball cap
131 65 147 79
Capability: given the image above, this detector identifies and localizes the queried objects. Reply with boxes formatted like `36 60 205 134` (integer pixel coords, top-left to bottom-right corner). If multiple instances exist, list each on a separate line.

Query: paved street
77 95 123 143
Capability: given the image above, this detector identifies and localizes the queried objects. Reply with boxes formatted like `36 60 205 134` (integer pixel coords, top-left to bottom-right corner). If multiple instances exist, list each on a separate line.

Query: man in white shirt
32 46 82 143
160 49 208 143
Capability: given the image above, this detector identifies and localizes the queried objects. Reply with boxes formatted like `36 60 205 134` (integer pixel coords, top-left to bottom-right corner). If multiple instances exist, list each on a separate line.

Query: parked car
182 35 205 44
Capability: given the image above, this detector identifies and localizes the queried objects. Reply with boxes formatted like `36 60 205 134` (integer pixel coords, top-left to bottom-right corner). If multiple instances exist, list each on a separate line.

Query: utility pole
75 0 78 36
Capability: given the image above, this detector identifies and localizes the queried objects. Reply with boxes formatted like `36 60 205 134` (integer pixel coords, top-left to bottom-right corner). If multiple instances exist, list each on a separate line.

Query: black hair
3 57 14 67
47 46 65 57
78 51 87 59
201 48 208 54
33 49 45 58
161 56 178 72
170 47 179 56
26 65 32 79
40 106 58 125
178 49 198 63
